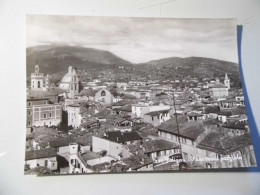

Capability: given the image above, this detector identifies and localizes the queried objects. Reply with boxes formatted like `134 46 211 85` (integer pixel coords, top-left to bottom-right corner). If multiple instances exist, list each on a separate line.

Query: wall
58 146 70 154
92 136 132 159
32 104 62 127
67 106 81 128
94 89 113 105
25 156 57 171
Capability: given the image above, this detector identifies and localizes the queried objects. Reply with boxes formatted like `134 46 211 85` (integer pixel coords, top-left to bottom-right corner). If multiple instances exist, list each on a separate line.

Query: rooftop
143 139 179 153
49 137 77 148
210 84 227 89
25 148 57 161
144 109 170 116
122 154 153 170
105 131 142 143
222 122 246 130
197 133 252 155
158 116 204 140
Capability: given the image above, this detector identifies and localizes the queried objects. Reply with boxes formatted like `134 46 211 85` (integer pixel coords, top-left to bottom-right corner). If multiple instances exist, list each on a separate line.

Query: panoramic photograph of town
25 15 256 175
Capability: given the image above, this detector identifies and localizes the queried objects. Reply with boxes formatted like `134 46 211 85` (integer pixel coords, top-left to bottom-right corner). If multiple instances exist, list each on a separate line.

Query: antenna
172 84 182 154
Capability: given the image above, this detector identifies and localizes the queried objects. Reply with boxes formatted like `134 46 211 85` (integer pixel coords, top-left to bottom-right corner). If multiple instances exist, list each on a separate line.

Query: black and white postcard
25 15 257 175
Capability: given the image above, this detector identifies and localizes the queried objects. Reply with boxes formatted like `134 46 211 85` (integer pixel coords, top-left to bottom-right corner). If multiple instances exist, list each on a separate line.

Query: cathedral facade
59 66 80 99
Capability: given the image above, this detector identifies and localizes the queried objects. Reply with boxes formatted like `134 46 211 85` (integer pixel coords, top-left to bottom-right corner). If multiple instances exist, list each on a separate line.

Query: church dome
59 66 79 90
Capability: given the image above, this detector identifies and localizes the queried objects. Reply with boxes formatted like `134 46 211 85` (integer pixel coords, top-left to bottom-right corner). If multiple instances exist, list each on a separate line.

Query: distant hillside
136 56 240 79
26 45 132 76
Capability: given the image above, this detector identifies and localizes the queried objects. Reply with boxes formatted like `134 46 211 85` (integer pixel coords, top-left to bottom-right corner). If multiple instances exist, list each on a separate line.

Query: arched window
38 81 41 88
101 90 106 96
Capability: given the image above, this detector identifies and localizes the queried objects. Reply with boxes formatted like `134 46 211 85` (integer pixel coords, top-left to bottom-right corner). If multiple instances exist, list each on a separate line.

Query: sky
27 15 238 64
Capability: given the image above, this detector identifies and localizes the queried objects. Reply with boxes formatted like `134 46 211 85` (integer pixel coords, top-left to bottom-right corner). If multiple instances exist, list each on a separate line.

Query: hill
26 45 132 76
135 56 240 80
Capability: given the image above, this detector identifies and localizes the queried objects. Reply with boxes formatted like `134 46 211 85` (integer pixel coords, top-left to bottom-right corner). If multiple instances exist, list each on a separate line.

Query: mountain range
26 45 239 79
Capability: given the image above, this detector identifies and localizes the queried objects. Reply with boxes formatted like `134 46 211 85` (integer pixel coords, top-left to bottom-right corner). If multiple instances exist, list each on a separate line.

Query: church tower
31 63 44 91
224 73 230 90
69 68 79 99
45 74 50 90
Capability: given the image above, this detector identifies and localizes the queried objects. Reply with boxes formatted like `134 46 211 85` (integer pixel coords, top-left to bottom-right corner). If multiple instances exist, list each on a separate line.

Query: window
28 102 31 106
28 111 31 116
28 121 31 126
49 113 52 117
101 90 106 96
44 114 46 118
38 81 41 88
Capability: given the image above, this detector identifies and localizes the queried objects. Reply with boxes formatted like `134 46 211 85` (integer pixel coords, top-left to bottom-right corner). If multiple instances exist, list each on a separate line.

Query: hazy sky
27 15 238 64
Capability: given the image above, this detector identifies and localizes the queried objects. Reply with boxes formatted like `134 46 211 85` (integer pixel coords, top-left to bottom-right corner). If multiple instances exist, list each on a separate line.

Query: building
92 135 133 160
68 143 116 174
121 154 153 171
131 103 170 119
32 104 62 127
67 103 81 128
94 88 113 105
209 76 229 98
27 97 62 128
48 137 77 154
143 109 171 127
30 64 44 91
224 73 230 90
197 133 256 168
157 116 206 162
59 66 80 98
25 148 57 171
209 84 229 98
113 118 133 130
143 139 179 163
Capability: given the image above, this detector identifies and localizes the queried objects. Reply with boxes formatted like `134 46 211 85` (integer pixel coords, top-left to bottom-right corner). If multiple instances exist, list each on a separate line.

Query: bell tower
31 63 44 91
69 68 79 99
224 73 230 90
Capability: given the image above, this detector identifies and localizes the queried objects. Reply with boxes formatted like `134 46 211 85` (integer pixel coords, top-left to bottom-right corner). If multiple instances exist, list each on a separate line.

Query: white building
143 109 171 127
131 103 170 119
30 64 49 91
67 103 82 128
25 148 57 171
94 88 113 105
